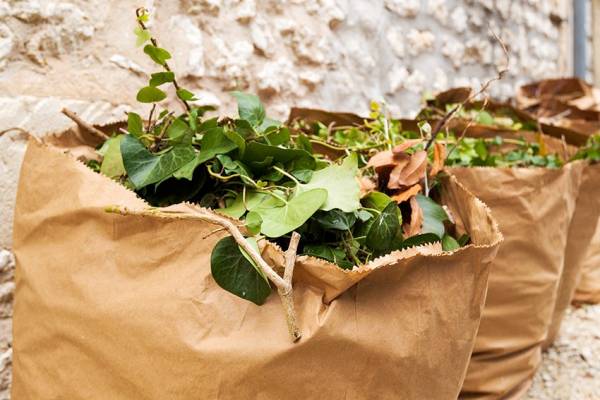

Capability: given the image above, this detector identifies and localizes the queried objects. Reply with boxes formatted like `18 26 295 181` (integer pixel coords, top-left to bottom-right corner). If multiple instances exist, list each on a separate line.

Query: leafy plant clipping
64 8 471 341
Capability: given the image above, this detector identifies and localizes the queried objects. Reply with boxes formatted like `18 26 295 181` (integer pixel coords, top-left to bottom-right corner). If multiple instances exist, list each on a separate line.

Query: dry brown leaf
403 196 423 237
429 142 446 177
366 150 395 170
387 150 427 189
391 184 422 204
392 139 423 154
357 176 376 197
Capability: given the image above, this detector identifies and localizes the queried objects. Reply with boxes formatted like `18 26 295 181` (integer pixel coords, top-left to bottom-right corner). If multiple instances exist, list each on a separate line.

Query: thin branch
106 205 302 341
424 27 510 152
136 8 191 112
147 104 157 133
281 231 301 341
61 108 109 141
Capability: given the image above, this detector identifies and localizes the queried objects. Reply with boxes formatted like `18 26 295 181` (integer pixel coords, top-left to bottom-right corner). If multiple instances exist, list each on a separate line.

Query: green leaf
253 189 327 237
457 234 470 247
245 211 262 235
120 135 196 189
149 71 175 87
231 91 266 127
361 191 393 211
237 237 268 282
264 126 290 146
415 194 448 239
99 135 125 178
314 209 357 231
297 153 361 212
172 127 237 180
223 129 246 156
218 194 246 219
291 169 313 183
442 234 460 251
216 154 251 177
166 117 191 143
476 110 495 126
176 88 198 101
134 26 151 47
136 86 167 103
296 133 313 153
127 112 144 138
258 117 282 133
302 244 353 269
241 142 315 171
366 201 402 251
143 44 172 65
211 236 271 305
400 233 440 249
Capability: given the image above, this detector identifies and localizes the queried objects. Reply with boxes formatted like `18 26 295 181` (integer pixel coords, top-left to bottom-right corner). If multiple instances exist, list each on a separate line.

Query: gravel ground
524 304 600 400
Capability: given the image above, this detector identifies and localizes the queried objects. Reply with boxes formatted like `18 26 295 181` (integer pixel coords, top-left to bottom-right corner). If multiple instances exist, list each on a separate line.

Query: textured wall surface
0 0 571 397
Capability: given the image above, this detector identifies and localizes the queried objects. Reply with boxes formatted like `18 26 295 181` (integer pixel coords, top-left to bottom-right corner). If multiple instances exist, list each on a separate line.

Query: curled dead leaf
357 176 376 197
391 184 422 204
392 139 423 154
403 196 423 237
429 142 446 177
387 150 427 189
366 150 395 170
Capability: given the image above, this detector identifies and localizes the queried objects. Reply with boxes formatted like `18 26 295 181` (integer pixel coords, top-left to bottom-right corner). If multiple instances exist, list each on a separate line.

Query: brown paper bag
544 163 600 346
574 221 600 303
12 138 502 400
453 161 584 400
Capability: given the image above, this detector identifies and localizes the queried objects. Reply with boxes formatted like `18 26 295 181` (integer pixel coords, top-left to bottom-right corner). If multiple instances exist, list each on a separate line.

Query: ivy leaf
264 126 290 146
400 233 440 249
245 211 262 235
231 91 265 128
176 88 198 101
143 44 172 65
223 129 246 156
98 135 125 178
302 244 353 269
415 194 448 239
241 142 315 171
366 201 402 251
172 127 237 180
210 236 271 305
259 117 282 133
237 237 269 282
166 117 192 143
134 26 151 47
120 135 196 189
149 71 175 87
442 234 460 251
314 209 357 231
297 153 361 212
458 234 470 247
127 112 144 138
253 189 327 237
136 86 167 103
361 191 393 211
218 194 246 219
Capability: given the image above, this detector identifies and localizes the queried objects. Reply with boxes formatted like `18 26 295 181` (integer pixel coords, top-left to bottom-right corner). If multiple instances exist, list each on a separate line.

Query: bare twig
281 231 301 341
106 205 302 341
147 104 157 133
424 27 510 152
136 8 191 112
61 108 109 141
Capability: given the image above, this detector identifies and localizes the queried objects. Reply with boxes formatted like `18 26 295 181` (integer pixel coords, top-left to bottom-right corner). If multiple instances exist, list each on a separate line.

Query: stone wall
0 0 573 397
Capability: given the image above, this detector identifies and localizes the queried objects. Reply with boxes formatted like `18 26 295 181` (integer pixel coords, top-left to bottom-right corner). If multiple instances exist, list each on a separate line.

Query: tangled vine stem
105 205 302 342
